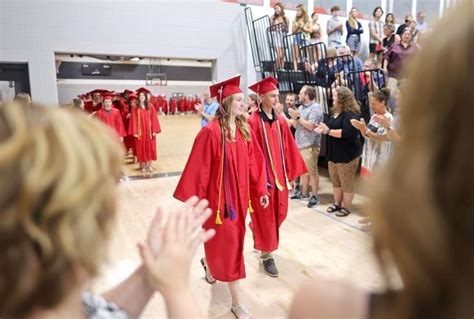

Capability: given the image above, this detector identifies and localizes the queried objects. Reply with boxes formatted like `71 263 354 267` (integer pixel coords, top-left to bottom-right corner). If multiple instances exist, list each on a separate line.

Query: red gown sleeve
279 116 308 181
150 107 161 134
248 128 268 198
173 127 216 201
114 110 126 137
128 105 138 135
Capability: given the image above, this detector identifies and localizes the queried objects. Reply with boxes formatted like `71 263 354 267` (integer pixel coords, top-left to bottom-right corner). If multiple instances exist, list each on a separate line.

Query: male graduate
247 77 308 277
95 93 126 141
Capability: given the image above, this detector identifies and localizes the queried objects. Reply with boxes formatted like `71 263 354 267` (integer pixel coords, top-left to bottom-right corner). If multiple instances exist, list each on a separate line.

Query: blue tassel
230 204 236 220
224 204 229 218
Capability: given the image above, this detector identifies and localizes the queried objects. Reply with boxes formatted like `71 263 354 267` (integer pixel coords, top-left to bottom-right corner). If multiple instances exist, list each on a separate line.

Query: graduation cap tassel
230 203 236 220
248 200 254 213
224 203 229 219
215 209 223 225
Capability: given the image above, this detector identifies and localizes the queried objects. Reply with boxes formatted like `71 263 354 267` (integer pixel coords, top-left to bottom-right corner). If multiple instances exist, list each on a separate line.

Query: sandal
336 207 351 217
231 304 252 319
327 204 341 213
200 258 216 284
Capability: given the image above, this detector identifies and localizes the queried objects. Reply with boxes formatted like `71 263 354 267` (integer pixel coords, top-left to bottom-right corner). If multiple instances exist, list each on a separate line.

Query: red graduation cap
122 89 133 95
248 76 279 95
136 87 151 95
128 93 138 100
102 93 114 101
209 75 242 103
88 89 104 95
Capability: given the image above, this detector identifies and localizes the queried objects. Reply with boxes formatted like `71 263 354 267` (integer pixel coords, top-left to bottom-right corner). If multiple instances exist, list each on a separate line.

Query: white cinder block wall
0 0 249 105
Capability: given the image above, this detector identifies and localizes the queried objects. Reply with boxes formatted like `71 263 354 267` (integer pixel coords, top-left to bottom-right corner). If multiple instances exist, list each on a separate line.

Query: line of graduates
79 90 201 115
173 75 307 318
78 88 161 173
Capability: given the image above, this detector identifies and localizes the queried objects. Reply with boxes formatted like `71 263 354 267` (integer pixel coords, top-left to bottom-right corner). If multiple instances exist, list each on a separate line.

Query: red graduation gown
84 101 102 113
169 98 176 114
248 111 307 251
95 108 126 137
161 98 168 114
177 98 185 113
128 105 161 162
173 120 267 282
120 103 134 152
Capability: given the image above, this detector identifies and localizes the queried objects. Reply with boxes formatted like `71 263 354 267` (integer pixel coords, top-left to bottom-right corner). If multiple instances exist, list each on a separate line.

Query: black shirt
325 111 362 163
260 109 277 125
383 34 395 50
396 23 408 36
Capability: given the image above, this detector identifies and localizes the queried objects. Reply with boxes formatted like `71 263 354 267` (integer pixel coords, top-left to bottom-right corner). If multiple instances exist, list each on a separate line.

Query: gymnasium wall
0 0 249 105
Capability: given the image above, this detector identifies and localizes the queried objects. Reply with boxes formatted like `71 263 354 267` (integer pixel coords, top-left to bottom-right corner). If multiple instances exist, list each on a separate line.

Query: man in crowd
288 85 323 208
195 91 218 128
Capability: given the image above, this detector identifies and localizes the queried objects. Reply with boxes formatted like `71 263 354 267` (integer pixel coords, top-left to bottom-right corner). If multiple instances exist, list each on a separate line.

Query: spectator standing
384 28 418 93
346 7 364 56
270 2 289 69
350 88 394 178
369 7 385 67
288 86 323 208
314 87 362 217
310 12 323 44
327 6 344 48
196 91 219 128
416 10 429 33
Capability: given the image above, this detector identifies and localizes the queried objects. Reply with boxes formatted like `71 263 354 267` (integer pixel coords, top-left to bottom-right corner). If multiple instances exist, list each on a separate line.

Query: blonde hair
348 7 358 29
370 2 474 318
295 4 309 25
0 103 123 317
216 95 250 142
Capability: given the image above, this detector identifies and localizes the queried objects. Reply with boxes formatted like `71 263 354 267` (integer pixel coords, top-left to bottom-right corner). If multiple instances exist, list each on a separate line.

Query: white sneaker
231 304 252 319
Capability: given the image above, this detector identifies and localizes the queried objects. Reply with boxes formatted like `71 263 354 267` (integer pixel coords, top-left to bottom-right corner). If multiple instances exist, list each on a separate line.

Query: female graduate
129 89 161 174
174 75 269 319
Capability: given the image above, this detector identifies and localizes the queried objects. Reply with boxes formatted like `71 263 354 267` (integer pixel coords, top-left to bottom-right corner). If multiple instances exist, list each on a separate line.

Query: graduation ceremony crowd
1 1 473 319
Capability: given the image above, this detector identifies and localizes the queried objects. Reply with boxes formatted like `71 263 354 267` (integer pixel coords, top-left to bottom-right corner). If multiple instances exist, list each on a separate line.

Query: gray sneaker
307 195 320 208
262 257 279 277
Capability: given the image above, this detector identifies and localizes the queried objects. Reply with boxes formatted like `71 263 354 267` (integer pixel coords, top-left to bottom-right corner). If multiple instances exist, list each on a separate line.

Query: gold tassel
248 200 254 213
215 210 222 225
276 178 285 191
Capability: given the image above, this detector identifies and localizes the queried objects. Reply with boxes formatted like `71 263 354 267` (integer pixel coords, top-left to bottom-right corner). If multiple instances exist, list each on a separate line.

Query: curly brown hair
0 103 123 317
332 86 360 115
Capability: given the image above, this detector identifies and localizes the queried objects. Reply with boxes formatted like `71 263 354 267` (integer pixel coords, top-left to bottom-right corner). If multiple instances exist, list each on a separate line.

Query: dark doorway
0 63 31 101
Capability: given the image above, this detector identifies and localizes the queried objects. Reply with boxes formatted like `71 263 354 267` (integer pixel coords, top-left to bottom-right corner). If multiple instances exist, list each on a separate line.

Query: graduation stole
215 125 255 225
137 107 152 140
259 115 291 191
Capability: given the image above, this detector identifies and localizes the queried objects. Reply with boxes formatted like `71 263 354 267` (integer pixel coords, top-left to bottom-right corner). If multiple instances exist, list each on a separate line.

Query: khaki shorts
300 145 320 174
328 157 360 193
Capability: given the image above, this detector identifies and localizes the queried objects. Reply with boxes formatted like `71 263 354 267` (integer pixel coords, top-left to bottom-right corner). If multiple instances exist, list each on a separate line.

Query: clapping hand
350 118 367 132
373 115 392 129
288 108 300 120
314 122 329 134
138 196 216 295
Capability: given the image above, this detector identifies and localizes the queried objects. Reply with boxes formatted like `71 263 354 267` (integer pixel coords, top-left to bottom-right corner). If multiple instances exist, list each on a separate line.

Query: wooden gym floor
93 114 389 318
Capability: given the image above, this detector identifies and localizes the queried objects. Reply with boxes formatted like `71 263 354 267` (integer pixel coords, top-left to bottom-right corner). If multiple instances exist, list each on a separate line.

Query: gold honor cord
260 117 285 191
215 129 225 225
276 120 292 191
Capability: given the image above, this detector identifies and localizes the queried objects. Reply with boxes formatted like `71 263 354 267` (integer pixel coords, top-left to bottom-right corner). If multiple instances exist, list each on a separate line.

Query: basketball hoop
146 72 167 86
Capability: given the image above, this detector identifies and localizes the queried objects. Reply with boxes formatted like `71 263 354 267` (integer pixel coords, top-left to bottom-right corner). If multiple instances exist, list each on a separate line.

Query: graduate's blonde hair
217 94 251 142
0 103 123 317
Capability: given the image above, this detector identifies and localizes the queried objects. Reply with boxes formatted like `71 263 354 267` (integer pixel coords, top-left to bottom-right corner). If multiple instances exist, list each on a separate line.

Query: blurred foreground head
0 103 123 316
